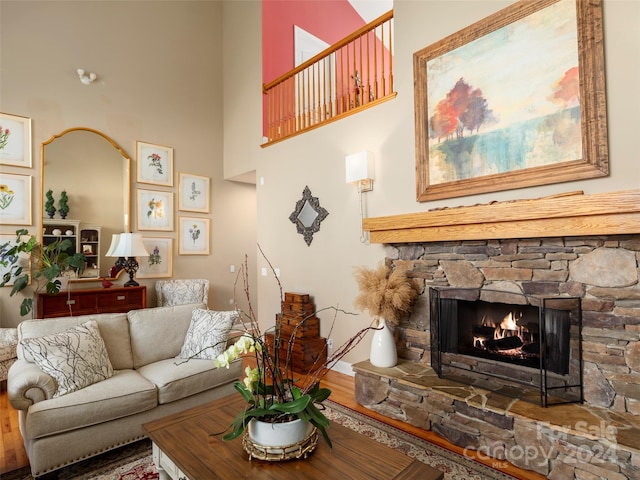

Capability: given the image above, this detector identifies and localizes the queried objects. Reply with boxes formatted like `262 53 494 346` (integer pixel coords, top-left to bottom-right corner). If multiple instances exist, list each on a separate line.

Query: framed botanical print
178 216 210 255
0 173 32 225
178 173 210 213
0 112 32 168
137 236 173 278
136 188 174 231
136 141 174 186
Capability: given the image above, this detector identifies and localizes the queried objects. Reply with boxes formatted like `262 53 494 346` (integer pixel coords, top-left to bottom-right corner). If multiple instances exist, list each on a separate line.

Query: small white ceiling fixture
77 68 97 85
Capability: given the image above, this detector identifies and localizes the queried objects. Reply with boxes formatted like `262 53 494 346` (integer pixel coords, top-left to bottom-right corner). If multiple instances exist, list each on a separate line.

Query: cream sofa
8 303 243 478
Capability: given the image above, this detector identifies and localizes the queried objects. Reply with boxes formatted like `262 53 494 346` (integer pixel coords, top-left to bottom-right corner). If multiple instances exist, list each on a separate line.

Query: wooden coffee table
143 395 443 480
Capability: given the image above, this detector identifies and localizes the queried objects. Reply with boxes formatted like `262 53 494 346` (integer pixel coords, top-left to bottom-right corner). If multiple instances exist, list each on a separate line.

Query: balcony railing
263 10 396 145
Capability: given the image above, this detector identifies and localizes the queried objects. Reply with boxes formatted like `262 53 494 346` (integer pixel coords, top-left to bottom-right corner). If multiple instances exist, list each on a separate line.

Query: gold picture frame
178 172 210 213
0 112 32 168
137 236 173 278
178 216 210 255
136 141 174 187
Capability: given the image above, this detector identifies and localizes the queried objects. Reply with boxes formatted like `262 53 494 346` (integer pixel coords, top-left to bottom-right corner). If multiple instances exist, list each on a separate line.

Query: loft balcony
263 10 396 145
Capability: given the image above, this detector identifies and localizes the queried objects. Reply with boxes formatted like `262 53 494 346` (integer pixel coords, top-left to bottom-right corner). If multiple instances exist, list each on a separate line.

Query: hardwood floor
1 372 544 479
1 381 29 475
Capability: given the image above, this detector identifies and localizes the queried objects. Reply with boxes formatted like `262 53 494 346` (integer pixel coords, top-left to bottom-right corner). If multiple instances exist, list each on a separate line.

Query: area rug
1 440 155 480
3 402 517 480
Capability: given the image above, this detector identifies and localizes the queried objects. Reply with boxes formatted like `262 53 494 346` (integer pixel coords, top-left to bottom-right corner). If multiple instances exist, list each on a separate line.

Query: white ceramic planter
248 417 313 449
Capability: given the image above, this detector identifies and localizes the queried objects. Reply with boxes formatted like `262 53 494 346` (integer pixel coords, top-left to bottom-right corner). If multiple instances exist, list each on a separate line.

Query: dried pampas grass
353 263 418 326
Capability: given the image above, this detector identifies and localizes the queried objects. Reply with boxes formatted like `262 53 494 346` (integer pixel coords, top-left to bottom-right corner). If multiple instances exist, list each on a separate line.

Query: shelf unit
80 225 101 277
42 219 80 256
42 219 102 278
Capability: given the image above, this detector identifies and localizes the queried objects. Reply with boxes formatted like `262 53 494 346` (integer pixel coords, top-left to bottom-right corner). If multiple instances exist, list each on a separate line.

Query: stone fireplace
430 287 583 407
354 191 640 479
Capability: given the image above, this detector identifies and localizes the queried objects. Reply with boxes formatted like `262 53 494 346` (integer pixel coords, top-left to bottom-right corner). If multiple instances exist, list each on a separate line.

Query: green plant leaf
314 421 332 449
232 381 254 403
308 383 332 403
305 401 330 428
267 395 310 414
20 298 33 317
10 274 29 296
45 279 61 295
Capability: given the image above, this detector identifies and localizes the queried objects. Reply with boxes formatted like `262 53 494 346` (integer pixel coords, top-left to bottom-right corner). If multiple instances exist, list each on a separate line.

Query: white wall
222 0 640 365
0 1 257 326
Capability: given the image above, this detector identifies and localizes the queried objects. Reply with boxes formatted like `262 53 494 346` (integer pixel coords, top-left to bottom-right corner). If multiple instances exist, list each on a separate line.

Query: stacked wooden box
265 292 327 373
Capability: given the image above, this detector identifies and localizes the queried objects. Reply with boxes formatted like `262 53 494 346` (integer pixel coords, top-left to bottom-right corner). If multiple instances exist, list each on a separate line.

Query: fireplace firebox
430 287 583 407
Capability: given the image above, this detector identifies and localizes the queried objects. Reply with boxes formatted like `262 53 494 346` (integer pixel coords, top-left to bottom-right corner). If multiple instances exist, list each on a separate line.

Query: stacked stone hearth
354 234 640 479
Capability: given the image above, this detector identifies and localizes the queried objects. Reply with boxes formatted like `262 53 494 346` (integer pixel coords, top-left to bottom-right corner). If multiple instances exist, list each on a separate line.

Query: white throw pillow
20 320 114 397
179 309 237 360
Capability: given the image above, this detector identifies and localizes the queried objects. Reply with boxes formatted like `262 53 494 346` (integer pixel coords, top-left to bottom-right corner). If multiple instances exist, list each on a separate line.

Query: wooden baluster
388 18 393 95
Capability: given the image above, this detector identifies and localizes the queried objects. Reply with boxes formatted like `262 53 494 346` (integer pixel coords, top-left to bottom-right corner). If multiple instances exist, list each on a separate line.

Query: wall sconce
106 233 149 287
77 68 97 85
345 150 374 193
345 150 375 243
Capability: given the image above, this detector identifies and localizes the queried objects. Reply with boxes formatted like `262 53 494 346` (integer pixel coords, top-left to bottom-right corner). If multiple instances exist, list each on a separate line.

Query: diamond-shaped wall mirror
289 186 329 246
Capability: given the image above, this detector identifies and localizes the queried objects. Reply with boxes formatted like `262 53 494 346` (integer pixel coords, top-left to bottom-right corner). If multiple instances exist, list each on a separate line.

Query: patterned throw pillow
179 309 238 360
20 320 114 397
159 281 207 306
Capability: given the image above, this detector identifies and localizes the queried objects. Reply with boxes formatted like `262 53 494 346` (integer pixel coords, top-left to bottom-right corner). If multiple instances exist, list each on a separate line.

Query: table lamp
106 233 149 287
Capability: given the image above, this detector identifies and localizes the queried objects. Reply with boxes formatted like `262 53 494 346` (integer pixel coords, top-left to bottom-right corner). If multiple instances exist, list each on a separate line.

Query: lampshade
345 150 374 184
105 234 121 257
108 233 149 258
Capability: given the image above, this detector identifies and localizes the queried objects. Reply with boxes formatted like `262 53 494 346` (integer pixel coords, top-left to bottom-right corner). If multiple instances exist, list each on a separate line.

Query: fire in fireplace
430 287 583 407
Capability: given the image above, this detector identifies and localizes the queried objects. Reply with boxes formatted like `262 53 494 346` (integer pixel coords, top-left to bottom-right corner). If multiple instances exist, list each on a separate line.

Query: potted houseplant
207 251 370 458
353 262 420 367
44 189 56 219
0 228 86 316
58 190 69 219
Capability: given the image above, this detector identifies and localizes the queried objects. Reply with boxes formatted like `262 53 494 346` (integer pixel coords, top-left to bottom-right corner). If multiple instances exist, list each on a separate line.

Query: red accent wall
262 0 367 84
262 0 368 136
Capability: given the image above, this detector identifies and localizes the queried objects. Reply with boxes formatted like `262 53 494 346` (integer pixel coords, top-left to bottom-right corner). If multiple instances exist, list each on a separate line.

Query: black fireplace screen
430 287 583 407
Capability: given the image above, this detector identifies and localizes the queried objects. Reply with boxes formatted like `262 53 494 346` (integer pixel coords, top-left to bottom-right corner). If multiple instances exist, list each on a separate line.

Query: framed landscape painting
178 216 210 255
413 0 608 201
136 188 174 231
178 173 210 213
137 236 173 278
136 141 174 187
0 173 32 225
0 112 31 168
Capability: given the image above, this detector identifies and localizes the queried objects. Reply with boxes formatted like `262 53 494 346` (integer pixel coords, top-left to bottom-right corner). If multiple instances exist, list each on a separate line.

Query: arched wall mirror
41 127 131 280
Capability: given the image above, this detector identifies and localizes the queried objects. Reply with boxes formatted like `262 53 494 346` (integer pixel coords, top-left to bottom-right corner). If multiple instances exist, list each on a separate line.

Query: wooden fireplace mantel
362 189 640 244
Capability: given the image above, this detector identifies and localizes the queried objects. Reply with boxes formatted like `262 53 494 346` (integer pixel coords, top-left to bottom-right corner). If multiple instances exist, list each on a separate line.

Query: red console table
36 286 147 319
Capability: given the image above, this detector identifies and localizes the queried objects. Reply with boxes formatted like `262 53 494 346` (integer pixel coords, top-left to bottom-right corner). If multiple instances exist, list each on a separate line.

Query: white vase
248 417 313 450
370 318 397 368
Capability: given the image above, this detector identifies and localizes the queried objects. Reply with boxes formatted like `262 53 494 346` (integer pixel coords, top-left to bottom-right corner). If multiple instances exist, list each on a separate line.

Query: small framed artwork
0 173 32 225
178 172 210 213
178 216 210 255
0 233 31 286
136 141 174 187
136 188 174 231
0 112 32 168
137 236 173 278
